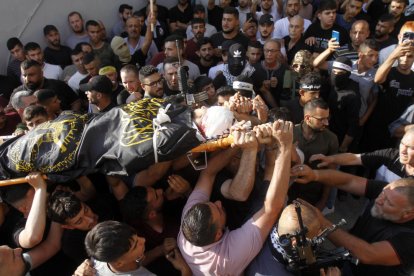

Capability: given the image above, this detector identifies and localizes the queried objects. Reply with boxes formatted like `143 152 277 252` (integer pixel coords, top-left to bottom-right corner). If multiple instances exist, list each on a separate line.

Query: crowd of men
0 0 414 275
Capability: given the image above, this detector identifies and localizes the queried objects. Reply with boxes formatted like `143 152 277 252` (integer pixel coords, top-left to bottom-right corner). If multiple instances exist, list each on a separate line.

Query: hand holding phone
332 30 340 43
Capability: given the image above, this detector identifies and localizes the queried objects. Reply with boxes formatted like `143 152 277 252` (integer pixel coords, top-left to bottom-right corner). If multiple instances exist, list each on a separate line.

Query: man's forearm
374 54 396 84
312 169 366 196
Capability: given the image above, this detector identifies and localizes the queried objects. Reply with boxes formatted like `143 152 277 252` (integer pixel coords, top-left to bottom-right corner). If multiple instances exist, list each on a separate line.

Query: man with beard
80 75 116 113
24 42 63 81
208 0 232 31
86 20 114 65
374 14 398 50
14 60 79 112
210 7 250 59
253 0 283 22
292 166 414 275
169 0 193 33
43 25 72 69
273 0 312 39
194 37 217 75
246 41 262 65
389 0 414 37
139 65 164 99
65 11 90 50
256 14 275 45
327 56 361 153
111 4 133 38
334 20 371 61
335 0 364 31
288 98 338 210
163 57 181 96
67 48 89 91
186 5 217 39
186 18 208 63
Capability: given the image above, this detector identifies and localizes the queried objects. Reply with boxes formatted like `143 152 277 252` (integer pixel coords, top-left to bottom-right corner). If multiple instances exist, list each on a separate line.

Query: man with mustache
43 25 72 69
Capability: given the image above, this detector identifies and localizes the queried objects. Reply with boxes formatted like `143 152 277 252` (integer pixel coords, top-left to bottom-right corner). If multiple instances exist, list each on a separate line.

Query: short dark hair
21 59 41 71
23 105 48 122
119 187 149 222
74 42 92 52
248 40 263 50
120 64 139 76
223 6 239 19
24 42 41 53
269 107 292 122
85 221 136 262
7 37 23 51
163 56 179 70
378 13 396 24
191 17 205 26
164 34 184 48
0 184 31 205
71 47 83 57
318 0 337 12
85 20 100 30
182 203 217 246
304 98 329 113
193 76 213 93
68 11 82 19
47 190 82 224
34 89 57 104
138 65 158 82
359 39 379 53
133 10 146 17
119 4 133 13
197 37 213 50
300 72 321 90
83 52 96 65
216 85 236 96
43 25 58 36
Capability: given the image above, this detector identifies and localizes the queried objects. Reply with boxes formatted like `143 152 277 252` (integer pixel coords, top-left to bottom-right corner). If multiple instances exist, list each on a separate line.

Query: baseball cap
79 75 112 94
259 14 274 25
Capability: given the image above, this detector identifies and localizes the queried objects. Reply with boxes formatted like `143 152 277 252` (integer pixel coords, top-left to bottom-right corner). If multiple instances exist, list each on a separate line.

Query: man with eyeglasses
139 65 164 99
288 97 338 211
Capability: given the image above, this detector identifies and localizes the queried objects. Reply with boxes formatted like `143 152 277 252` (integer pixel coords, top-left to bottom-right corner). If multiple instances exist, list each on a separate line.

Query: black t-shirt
377 37 398 51
261 62 288 103
208 6 224 31
367 0 390 23
283 35 312 65
14 78 79 111
169 4 193 26
210 31 250 51
304 22 349 53
44 46 73 69
349 179 414 275
363 67 414 151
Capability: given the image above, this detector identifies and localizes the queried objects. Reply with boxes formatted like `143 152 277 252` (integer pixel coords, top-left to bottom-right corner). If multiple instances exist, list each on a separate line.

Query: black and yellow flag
0 98 199 182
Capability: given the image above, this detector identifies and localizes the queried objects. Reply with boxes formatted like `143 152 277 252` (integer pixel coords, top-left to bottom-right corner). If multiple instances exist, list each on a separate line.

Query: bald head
278 202 321 238
289 15 305 40
350 20 370 48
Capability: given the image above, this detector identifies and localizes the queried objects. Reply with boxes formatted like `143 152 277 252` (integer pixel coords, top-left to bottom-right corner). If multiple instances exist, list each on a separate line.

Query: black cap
259 14 274 25
79 75 112 94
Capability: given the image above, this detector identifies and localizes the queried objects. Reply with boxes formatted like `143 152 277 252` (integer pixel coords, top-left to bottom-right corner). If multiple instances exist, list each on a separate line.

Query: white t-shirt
43 62 63 80
93 260 155 276
68 71 89 92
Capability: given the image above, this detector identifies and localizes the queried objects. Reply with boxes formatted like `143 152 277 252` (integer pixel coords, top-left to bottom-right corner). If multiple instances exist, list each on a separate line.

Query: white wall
0 0 175 74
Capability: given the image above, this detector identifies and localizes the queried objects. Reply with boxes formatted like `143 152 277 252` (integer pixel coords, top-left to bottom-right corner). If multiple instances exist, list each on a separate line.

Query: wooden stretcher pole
0 175 48 187
150 0 155 32
191 135 234 153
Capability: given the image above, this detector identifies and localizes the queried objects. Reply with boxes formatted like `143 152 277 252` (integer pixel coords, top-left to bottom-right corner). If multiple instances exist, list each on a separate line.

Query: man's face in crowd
345 0 363 18
62 203 99 231
318 9 336 29
146 187 164 212
87 25 101 44
164 41 179 58
26 114 48 131
46 30 61 47
305 107 328 132
141 72 164 98
84 60 100 77
238 0 249 8
98 21 107 42
81 44 93 53
259 23 274 39
43 95 62 115
286 0 301 17
399 132 414 166
359 48 378 69
264 41 281 64
68 14 84 33
398 52 414 71
245 23 258 39
0 245 27 276
26 48 44 64
261 0 274 11
192 23 206 41
371 183 413 222
300 89 320 104
126 17 141 40
246 46 262 64
389 0 406 18
193 10 206 19
198 43 214 62
164 63 179 90
350 22 370 47
85 90 100 105
71 52 85 72
202 83 216 99
10 45 26 61
22 66 43 90
222 13 238 34
121 8 132 22
206 201 227 238
375 20 394 39
121 71 140 93
289 17 304 39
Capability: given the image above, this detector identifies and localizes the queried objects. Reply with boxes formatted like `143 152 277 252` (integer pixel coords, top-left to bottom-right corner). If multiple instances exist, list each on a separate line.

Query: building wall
0 0 175 74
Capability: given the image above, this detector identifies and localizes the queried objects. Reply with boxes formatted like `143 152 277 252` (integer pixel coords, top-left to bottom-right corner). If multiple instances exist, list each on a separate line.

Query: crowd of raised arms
0 0 414 275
